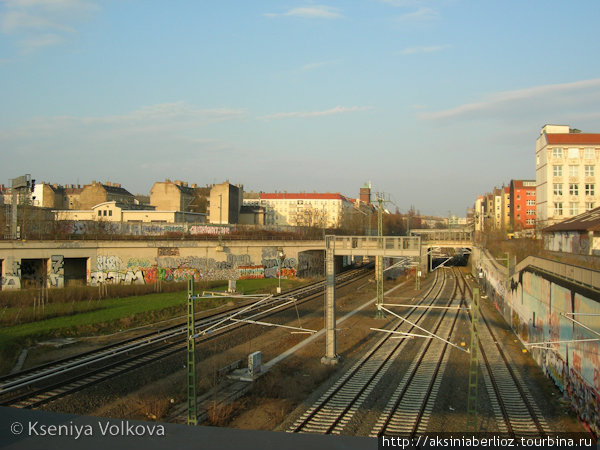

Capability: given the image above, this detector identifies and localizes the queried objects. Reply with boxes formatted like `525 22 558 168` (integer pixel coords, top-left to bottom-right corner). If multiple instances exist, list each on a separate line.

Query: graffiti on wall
157 247 180 256
481 256 599 437
1 275 20 289
298 251 324 278
1 260 21 290
189 225 231 235
49 255 65 288
90 253 259 285
97 255 123 271
238 265 265 279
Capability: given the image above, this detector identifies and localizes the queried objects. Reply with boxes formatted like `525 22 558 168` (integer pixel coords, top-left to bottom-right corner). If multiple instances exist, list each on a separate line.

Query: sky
2 0 600 217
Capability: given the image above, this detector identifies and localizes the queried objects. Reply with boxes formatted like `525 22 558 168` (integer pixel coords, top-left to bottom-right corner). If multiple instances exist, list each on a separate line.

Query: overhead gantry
321 235 421 365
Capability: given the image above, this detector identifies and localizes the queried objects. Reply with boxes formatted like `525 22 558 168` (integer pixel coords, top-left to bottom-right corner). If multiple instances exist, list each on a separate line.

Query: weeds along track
288 268 463 435
368 267 467 437
464 278 549 437
0 265 372 409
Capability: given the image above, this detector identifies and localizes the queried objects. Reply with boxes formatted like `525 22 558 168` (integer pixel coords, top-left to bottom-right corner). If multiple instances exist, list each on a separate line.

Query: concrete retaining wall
471 247 600 436
0 240 325 290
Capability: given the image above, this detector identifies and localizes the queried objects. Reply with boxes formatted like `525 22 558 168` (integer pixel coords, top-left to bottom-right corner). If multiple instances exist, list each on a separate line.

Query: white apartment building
258 193 355 228
536 125 600 227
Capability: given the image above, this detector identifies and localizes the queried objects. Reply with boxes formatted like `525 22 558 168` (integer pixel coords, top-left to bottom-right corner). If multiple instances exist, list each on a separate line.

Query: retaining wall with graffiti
472 247 600 436
0 240 326 290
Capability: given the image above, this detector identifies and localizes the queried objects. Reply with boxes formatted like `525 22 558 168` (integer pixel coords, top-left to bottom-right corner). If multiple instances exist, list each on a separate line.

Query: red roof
545 134 600 145
511 179 535 190
260 193 348 201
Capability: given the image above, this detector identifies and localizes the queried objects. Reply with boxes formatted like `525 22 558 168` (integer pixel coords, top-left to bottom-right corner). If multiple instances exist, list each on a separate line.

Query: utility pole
187 279 197 425
375 193 385 318
466 287 480 432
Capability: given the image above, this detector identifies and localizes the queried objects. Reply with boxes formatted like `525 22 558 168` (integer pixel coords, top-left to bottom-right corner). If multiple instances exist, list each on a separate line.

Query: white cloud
396 7 439 22
0 102 251 192
420 78 600 121
1 0 98 51
264 5 342 19
260 105 372 120
1 102 246 139
399 44 449 55
19 32 63 50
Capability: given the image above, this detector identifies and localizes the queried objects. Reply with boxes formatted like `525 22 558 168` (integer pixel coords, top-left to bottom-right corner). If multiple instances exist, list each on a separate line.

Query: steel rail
288 269 449 434
0 265 373 407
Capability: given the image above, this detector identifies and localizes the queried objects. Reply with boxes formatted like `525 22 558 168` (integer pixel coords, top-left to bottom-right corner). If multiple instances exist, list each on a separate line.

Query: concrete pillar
48 255 64 288
1 257 21 290
321 239 339 365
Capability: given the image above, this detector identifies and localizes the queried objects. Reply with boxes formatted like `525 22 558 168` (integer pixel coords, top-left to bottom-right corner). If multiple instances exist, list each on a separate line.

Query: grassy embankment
0 277 308 374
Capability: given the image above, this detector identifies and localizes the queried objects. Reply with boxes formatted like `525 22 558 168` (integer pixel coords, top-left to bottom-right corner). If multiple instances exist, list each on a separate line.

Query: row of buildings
1 178 383 230
474 124 600 235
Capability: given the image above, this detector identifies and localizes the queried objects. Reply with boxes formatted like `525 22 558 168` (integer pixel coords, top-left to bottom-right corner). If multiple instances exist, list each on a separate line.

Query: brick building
509 179 536 232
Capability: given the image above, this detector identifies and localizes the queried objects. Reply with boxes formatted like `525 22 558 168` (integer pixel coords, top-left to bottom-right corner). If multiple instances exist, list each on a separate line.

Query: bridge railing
411 230 473 242
326 236 421 252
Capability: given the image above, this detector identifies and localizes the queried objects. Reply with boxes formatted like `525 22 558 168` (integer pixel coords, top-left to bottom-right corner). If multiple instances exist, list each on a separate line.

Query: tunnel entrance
20 258 47 289
64 258 88 287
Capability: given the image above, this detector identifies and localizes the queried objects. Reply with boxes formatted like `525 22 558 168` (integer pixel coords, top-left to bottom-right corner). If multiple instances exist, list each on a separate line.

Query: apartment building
258 192 354 228
78 181 135 210
509 179 536 231
536 125 600 227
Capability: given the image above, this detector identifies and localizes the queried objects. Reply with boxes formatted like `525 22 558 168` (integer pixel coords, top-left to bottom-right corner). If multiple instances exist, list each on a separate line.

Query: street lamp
277 249 285 294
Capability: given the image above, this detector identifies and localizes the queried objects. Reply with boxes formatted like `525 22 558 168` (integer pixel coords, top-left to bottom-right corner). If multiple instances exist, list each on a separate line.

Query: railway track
369 267 467 437
288 268 463 435
0 265 372 409
464 279 549 437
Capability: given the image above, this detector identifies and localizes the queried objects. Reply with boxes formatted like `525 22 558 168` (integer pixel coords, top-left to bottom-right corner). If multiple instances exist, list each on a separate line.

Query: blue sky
2 0 600 216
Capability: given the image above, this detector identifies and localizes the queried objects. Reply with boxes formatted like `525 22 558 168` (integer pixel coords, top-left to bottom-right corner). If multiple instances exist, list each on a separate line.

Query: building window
97 210 102 217
552 148 563 158
526 209 535 216
585 165 594 177
568 148 580 158
569 165 579 177
585 184 595 196
569 202 578 216
584 147 595 159
527 190 535 196
109 210 112 217
554 202 563 216
586 202 595 211
526 219 535 225
569 184 579 196
103 210 107 216
553 165 562 177
517 214 521 219
516 194 520 200
526 199 536 206
517 204 521 210
553 183 563 196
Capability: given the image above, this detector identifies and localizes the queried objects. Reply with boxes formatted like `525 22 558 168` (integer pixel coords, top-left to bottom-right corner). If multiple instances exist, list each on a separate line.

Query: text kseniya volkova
27 421 165 439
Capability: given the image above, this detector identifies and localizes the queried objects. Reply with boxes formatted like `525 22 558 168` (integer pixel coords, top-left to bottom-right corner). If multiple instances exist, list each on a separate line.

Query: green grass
0 277 311 374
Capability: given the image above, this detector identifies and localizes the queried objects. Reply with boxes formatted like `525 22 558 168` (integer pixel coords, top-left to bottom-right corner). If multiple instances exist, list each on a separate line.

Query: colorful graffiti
477 248 600 437
238 265 265 280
